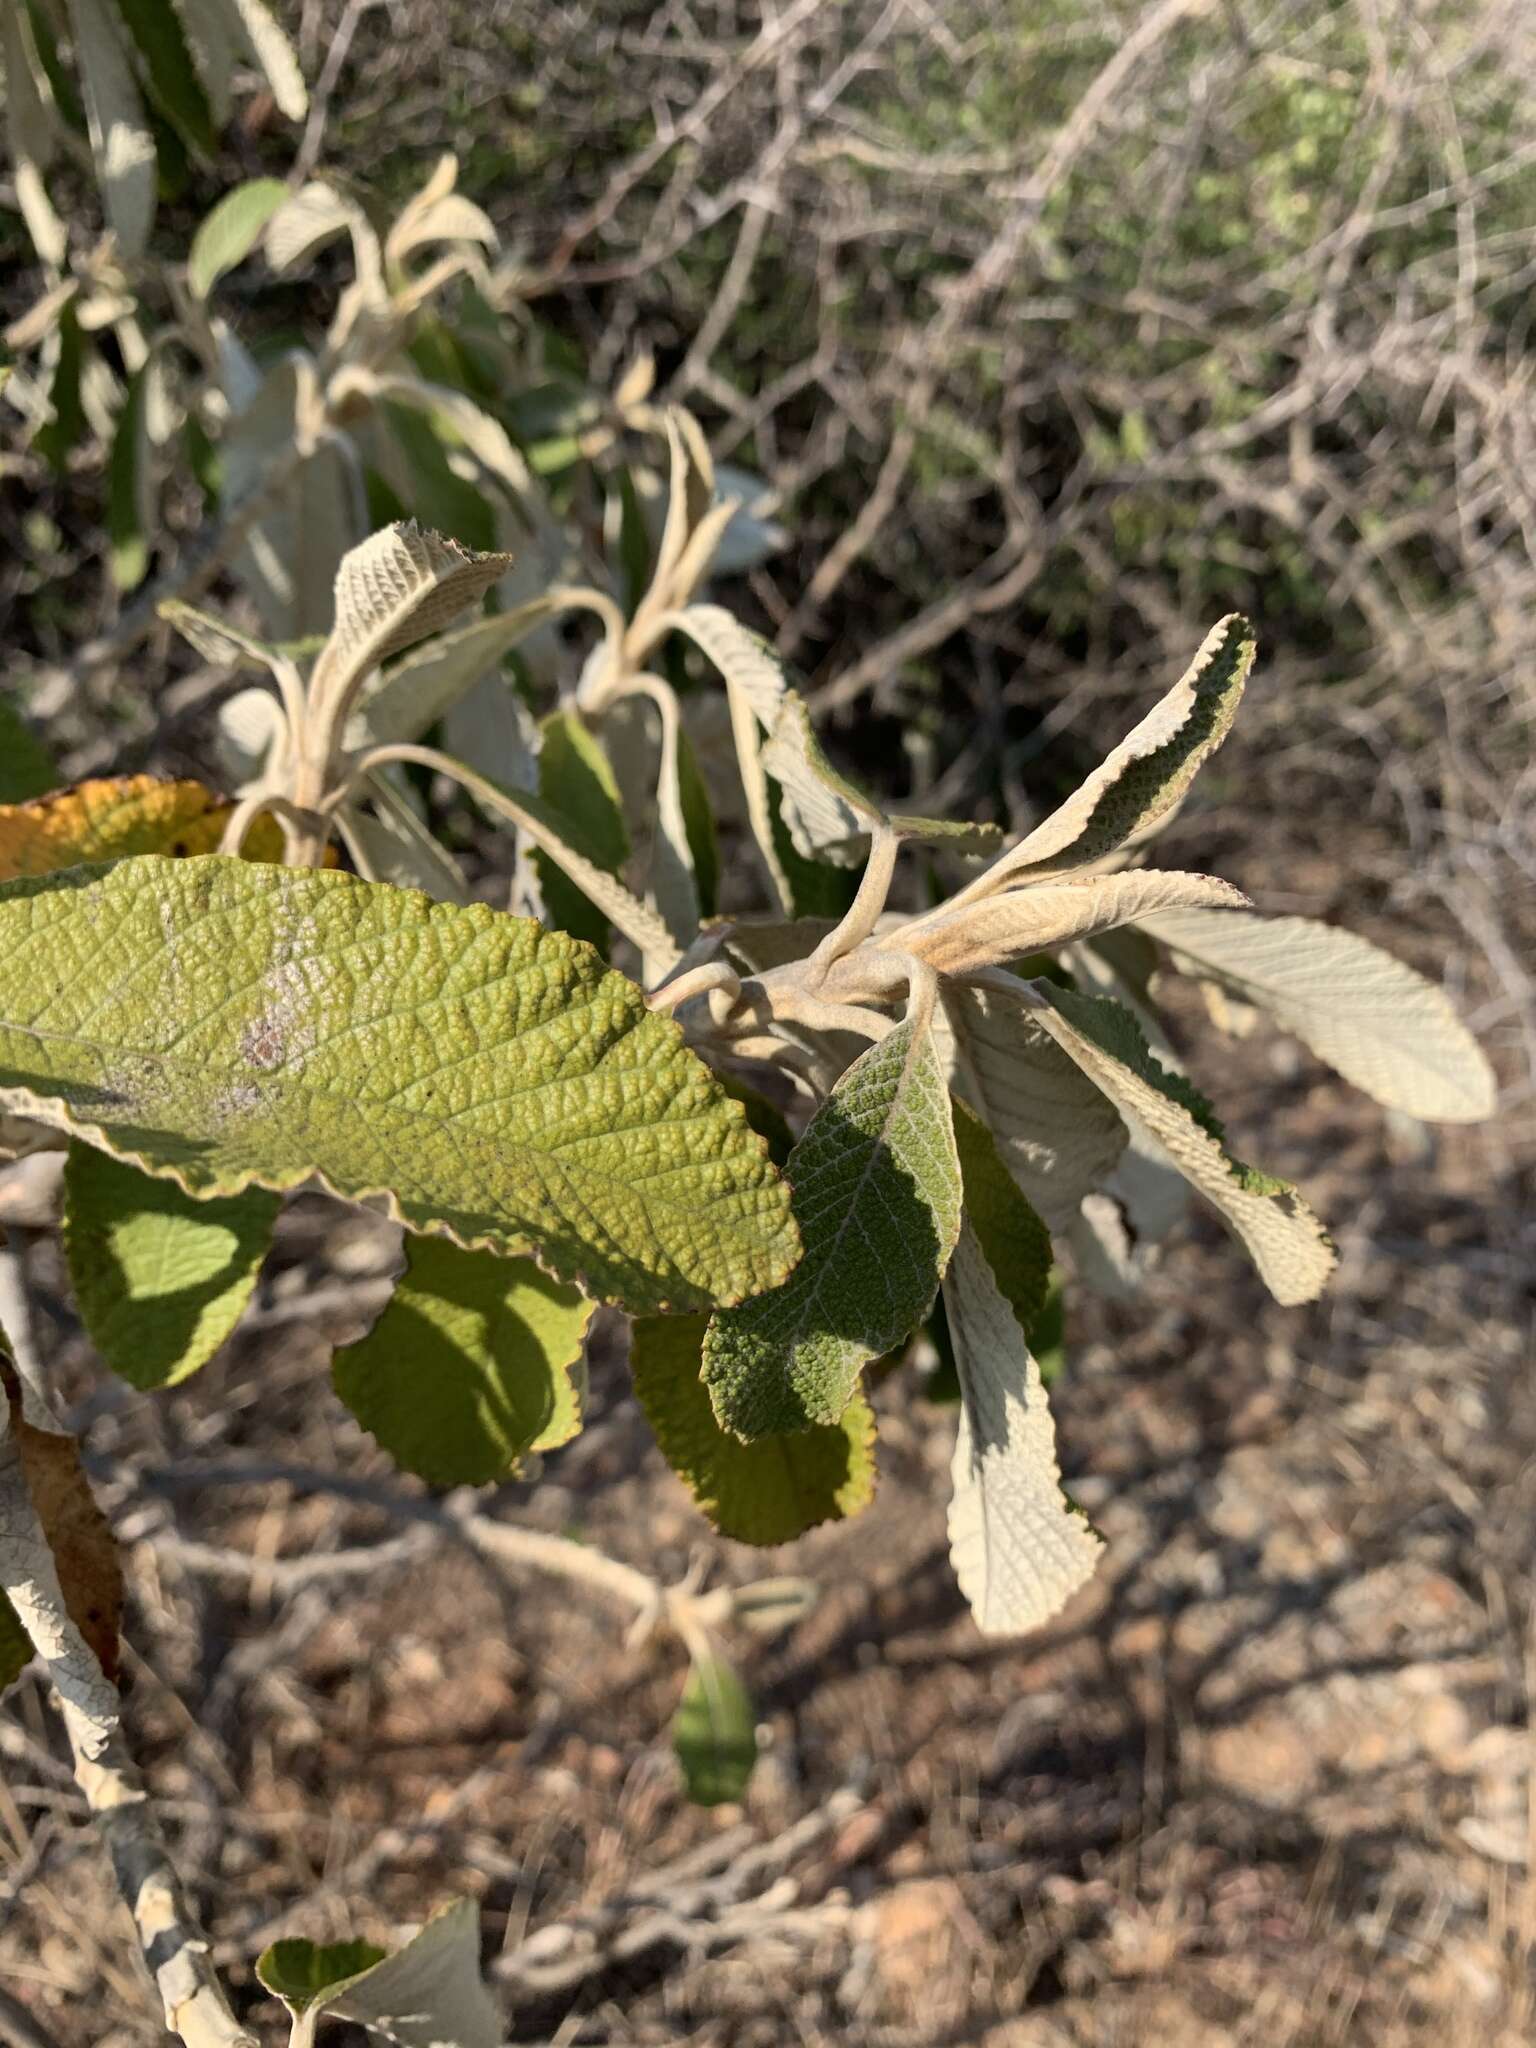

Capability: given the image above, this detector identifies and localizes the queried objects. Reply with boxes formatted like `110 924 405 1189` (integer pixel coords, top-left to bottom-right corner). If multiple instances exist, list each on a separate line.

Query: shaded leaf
951 1098 1052 1333
67 0 157 255
255 1939 386 2012
0 776 284 879
257 1899 498 2045
673 1653 757 1807
107 364 152 591
0 1589 30 1695
353 601 557 750
0 699 57 804
534 710 631 952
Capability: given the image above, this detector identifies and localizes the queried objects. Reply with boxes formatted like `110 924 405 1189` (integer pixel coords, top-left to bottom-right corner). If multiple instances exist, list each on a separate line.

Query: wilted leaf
944 1221 1101 1636
333 1236 593 1484
335 780 471 903
188 177 288 297
631 1314 875 1545
0 776 284 879
673 1653 757 1807
1030 983 1336 1304
62 1143 278 1388
1141 906 1496 1123
704 1014 962 1437
0 858 799 1315
257 1899 499 2045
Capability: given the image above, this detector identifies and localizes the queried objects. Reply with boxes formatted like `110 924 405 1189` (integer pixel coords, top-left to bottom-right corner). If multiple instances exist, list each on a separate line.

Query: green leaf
0 698 56 803
117 0 216 154
673 1653 757 1806
378 401 497 553
256 1900 498 2044
717 1076 793 1167
704 1013 962 1437
333 1237 593 1484
33 299 84 474
0 858 799 1315
254 1939 387 2013
535 710 630 952
67 0 157 256
0 775 287 878
188 177 288 297
1140 906 1496 1124
1030 982 1336 1304
766 777 858 920
0 1590 32 1695
677 722 720 919
62 1143 279 1388
107 365 152 592
951 1098 1051 1334
631 1314 875 1545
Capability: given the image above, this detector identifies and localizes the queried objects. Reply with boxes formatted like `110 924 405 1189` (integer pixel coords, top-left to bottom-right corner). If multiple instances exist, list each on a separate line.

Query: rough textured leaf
0 776 284 879
333 1237 593 1484
536 711 630 952
961 615 1255 895
951 1099 1052 1333
62 1143 278 1389
704 1015 961 1437
353 601 556 749
1141 906 1496 1123
677 723 720 918
673 1654 757 1807
67 0 157 255
1031 983 1336 1304
311 523 513 712
258 1900 498 2044
944 1220 1102 1636
0 699 57 803
631 1314 875 1545
188 177 287 297
935 986 1126 1231
910 868 1245 976
0 858 798 1314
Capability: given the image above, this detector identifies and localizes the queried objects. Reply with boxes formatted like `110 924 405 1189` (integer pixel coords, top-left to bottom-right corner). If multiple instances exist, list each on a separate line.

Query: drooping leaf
934 986 1126 1230
67 0 157 255
0 858 799 1315
944 1220 1101 1637
188 177 288 297
62 1143 278 1389
257 1900 498 2045
1029 983 1336 1304
1141 906 1496 1123
704 1014 962 1437
0 776 285 879
673 1653 757 1807
0 699 56 803
535 711 630 952
333 1236 593 1485
767 775 859 919
631 1314 875 1545
717 1076 794 1167
951 1099 1052 1333
376 399 498 553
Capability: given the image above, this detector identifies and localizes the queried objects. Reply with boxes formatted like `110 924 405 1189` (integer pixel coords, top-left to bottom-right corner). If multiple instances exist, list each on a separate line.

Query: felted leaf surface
0 777 284 879
62 1142 278 1389
0 858 798 1314
333 1236 593 1484
631 1314 875 1545
1032 983 1336 1304
310 523 513 710
934 987 1126 1231
259 1899 499 2045
353 601 557 749
910 868 1245 976
944 1220 1102 1636
673 1654 757 1807
1140 906 1496 1123
704 1015 962 1437
961 614 1256 893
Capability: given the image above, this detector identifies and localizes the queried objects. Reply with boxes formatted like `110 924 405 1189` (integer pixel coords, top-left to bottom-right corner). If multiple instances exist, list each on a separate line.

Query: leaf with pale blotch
704 1015 961 1437
310 523 513 716
257 1899 498 2045
0 777 285 880
1140 907 1496 1124
959 615 1255 898
631 1315 875 1545
63 1143 279 1389
909 868 1245 977
189 177 288 298
67 0 157 256
333 1237 593 1484
944 1220 1102 1637
535 711 631 952
1029 984 1335 1304
0 858 797 1315
352 600 558 750
673 1653 757 1807
934 987 1126 1231
951 1100 1052 1333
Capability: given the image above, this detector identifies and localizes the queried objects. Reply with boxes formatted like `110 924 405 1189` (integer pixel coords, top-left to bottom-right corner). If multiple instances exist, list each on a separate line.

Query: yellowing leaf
0 858 799 1315
944 1220 1102 1637
333 1237 594 1484
704 1014 962 1437
0 776 284 880
1141 906 1496 1123
631 1314 875 1545
62 1143 278 1389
